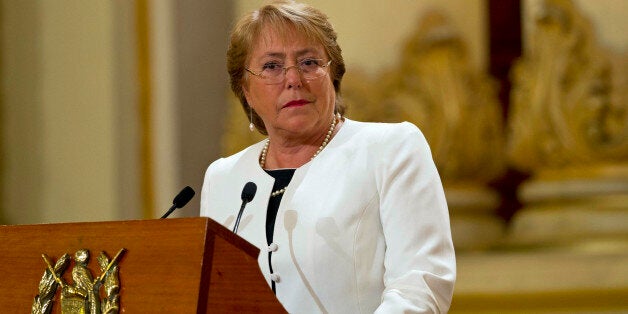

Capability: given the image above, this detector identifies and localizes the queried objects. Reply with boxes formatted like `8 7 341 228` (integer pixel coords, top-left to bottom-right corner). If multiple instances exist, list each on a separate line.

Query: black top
264 168 295 294
264 169 296 245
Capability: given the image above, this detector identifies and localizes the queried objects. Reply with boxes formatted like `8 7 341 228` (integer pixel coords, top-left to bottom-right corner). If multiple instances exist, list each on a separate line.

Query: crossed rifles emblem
32 248 126 314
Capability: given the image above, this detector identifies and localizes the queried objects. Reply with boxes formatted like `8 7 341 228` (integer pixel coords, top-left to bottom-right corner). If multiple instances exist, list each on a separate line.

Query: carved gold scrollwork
508 0 628 171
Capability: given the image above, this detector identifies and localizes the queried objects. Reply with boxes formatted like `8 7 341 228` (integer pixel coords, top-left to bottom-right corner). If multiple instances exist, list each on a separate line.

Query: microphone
233 182 257 233
160 186 196 219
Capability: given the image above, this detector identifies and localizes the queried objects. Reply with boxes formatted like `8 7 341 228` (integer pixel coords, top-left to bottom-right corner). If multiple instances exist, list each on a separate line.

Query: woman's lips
283 99 310 108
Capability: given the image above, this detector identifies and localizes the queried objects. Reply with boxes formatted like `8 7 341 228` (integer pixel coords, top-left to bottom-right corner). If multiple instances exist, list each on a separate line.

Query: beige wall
39 1 117 223
1 0 231 224
1 1 44 224
2 1 124 224
150 0 179 218
575 0 628 51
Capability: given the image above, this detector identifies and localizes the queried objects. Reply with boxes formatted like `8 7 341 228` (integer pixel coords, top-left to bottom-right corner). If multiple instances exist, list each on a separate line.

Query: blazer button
270 273 281 283
267 242 279 252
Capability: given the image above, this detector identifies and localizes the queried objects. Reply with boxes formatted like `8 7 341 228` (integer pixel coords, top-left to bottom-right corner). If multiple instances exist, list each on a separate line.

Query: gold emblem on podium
32 248 126 314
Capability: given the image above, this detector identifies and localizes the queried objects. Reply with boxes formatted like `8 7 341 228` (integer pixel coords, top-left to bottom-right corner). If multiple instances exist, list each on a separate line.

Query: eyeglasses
245 59 332 85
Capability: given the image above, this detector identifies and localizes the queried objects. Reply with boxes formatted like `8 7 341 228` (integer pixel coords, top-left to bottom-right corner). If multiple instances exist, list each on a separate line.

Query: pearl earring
249 106 255 132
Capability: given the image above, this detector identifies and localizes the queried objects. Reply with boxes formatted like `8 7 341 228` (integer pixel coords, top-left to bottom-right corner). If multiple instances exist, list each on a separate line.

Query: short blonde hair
227 0 346 135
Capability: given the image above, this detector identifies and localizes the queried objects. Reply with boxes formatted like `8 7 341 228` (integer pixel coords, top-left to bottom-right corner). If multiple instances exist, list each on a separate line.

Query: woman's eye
262 62 282 71
301 59 320 66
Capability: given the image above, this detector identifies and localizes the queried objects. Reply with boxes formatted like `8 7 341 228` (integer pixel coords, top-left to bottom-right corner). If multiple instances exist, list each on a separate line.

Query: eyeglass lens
262 60 329 84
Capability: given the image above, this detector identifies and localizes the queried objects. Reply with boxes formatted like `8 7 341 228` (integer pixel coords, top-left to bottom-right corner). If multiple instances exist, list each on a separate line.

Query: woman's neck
265 141 321 169
262 116 342 169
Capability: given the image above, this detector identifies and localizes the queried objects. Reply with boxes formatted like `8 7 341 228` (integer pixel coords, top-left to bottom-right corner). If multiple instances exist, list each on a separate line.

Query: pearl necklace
260 113 340 197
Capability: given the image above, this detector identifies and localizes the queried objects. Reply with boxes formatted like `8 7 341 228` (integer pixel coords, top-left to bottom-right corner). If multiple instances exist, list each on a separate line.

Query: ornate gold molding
370 12 506 184
507 0 628 171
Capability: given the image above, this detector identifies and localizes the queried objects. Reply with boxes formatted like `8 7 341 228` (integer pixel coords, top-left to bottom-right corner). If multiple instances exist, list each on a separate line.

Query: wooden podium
0 217 286 313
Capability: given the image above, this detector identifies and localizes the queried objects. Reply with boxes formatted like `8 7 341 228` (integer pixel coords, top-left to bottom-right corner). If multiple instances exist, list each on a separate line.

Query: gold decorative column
468 1 628 311
506 0 628 249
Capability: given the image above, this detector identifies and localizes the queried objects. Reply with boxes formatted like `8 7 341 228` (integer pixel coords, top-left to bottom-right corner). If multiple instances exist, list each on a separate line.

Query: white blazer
200 119 456 313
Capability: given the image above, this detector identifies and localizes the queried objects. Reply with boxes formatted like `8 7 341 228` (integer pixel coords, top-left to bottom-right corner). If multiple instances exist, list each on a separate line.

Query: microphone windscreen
173 186 195 208
241 182 257 202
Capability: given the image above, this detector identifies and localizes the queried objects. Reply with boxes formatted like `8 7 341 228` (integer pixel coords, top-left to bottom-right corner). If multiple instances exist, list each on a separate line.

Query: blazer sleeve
374 122 456 314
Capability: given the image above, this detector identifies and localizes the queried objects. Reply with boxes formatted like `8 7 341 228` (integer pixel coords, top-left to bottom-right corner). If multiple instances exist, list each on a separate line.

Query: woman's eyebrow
258 48 320 59
249 52 284 63
262 52 285 58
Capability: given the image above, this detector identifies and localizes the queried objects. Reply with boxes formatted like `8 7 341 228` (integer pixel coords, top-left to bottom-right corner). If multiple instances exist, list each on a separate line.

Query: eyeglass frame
244 59 332 84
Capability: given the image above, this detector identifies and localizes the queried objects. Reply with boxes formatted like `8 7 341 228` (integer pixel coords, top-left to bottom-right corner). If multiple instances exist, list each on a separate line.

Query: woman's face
243 25 336 141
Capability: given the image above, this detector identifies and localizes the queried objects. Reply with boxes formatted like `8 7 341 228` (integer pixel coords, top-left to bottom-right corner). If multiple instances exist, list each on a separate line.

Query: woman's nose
284 65 303 87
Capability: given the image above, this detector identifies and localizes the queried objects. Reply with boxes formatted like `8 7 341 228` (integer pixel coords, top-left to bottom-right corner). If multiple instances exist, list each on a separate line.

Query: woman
200 1 456 313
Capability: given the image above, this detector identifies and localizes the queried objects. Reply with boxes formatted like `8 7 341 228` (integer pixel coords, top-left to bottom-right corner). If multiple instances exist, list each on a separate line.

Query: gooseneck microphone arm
160 186 196 219
233 182 257 233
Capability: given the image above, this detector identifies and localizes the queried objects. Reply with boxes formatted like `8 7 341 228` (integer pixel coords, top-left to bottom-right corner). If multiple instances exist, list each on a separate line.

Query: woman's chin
274 118 320 137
